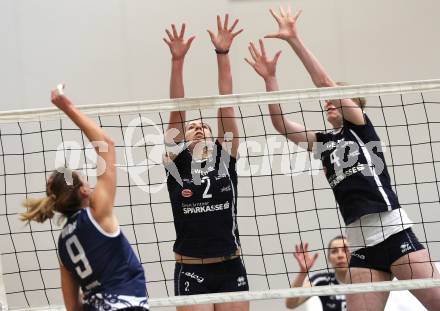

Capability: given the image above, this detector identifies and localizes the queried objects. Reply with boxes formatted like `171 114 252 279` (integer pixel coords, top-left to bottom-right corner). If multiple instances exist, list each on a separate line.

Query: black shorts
349 228 425 273
174 257 249 295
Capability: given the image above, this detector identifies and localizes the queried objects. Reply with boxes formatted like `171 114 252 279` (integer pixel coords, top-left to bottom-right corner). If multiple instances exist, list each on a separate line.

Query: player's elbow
285 298 299 309
271 117 287 136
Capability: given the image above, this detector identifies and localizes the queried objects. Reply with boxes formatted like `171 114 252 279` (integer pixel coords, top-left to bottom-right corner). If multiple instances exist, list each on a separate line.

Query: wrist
286 36 301 46
172 57 185 63
215 48 229 55
264 76 277 84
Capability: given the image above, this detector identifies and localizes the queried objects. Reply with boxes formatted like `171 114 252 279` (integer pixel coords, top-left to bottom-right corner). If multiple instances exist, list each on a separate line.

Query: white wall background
0 0 440 311
0 0 439 111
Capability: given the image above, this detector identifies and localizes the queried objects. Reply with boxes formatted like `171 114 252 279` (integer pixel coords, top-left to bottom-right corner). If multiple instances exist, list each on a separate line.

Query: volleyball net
1 80 440 310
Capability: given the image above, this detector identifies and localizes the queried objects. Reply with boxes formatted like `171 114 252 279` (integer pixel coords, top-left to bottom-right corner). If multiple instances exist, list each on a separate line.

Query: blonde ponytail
21 195 56 223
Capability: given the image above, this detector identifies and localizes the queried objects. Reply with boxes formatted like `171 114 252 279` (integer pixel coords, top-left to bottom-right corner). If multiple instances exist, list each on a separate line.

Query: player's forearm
169 59 186 138
286 37 335 88
285 272 308 308
170 59 185 99
217 54 233 95
62 104 112 145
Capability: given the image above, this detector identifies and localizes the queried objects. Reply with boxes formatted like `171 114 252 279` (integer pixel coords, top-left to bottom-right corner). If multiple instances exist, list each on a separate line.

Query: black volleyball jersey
165 140 240 258
309 272 346 311
315 114 400 225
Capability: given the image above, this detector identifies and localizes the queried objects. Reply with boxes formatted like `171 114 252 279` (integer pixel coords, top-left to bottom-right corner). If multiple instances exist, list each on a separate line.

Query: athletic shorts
349 228 425 273
174 257 249 295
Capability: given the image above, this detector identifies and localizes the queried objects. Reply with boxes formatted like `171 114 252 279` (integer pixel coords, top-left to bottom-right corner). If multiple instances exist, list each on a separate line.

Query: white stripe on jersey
310 275 333 286
223 161 239 249
349 130 392 210
86 208 121 238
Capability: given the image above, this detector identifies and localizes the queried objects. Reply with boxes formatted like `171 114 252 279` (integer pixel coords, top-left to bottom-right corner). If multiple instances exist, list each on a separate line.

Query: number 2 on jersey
201 176 212 199
66 235 93 279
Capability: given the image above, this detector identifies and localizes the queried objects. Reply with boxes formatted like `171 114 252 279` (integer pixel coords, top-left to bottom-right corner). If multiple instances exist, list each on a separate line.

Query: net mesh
1 81 440 309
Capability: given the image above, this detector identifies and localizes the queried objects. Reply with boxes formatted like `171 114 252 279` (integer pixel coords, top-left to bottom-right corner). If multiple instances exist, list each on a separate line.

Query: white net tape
0 79 439 123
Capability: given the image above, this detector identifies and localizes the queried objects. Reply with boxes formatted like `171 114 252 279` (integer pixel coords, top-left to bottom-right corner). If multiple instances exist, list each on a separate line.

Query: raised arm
60 264 82 311
51 90 116 230
285 243 319 309
208 14 243 158
245 39 317 150
163 23 195 149
265 6 364 125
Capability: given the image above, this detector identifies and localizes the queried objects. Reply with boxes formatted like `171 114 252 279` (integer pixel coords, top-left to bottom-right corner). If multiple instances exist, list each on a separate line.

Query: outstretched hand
207 14 243 52
245 39 281 81
51 89 72 111
293 242 319 273
265 5 302 41
163 23 195 61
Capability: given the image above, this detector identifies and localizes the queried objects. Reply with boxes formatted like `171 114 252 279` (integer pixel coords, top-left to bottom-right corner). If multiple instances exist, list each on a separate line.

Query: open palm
163 23 195 60
208 14 243 52
245 39 281 81
265 6 302 41
294 242 319 273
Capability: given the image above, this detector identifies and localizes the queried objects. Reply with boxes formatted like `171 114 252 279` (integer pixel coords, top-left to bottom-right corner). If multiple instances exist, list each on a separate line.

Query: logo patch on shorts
181 189 193 198
400 242 412 253
351 252 365 260
237 276 247 287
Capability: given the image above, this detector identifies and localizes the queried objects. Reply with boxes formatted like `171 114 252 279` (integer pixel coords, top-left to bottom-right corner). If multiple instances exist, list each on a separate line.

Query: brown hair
327 235 347 257
336 82 367 109
21 168 83 223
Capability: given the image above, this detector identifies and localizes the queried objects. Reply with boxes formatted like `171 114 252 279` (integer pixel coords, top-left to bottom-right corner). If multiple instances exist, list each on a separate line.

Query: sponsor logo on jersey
183 201 230 214
400 242 412 253
220 185 231 192
181 189 193 198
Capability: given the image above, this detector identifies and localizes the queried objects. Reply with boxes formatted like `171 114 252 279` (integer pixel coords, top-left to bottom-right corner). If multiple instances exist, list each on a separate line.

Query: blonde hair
336 81 367 109
21 169 83 223
21 195 56 223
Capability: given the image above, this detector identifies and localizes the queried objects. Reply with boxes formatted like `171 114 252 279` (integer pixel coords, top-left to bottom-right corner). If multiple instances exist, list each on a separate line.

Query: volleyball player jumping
163 15 249 311
246 6 440 310
21 89 148 311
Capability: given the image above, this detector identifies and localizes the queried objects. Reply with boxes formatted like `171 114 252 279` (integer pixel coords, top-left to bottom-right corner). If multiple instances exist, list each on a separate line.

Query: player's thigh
214 301 249 311
346 267 391 311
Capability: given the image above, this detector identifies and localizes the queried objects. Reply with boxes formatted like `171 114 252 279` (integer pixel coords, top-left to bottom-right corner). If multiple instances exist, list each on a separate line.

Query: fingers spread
171 24 178 38
179 23 186 39
217 15 222 31
232 28 244 38
294 9 303 21
165 29 173 41
273 50 282 63
269 8 281 24
259 39 266 57
229 19 239 32
223 13 229 29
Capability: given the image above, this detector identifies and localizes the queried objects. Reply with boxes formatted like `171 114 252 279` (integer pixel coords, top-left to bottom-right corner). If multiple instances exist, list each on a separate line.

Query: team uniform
58 208 148 311
315 114 423 271
166 140 249 295
309 272 346 311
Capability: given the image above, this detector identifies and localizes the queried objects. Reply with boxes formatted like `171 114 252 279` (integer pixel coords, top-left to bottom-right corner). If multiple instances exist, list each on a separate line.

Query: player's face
184 120 213 144
324 101 343 127
328 238 350 270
